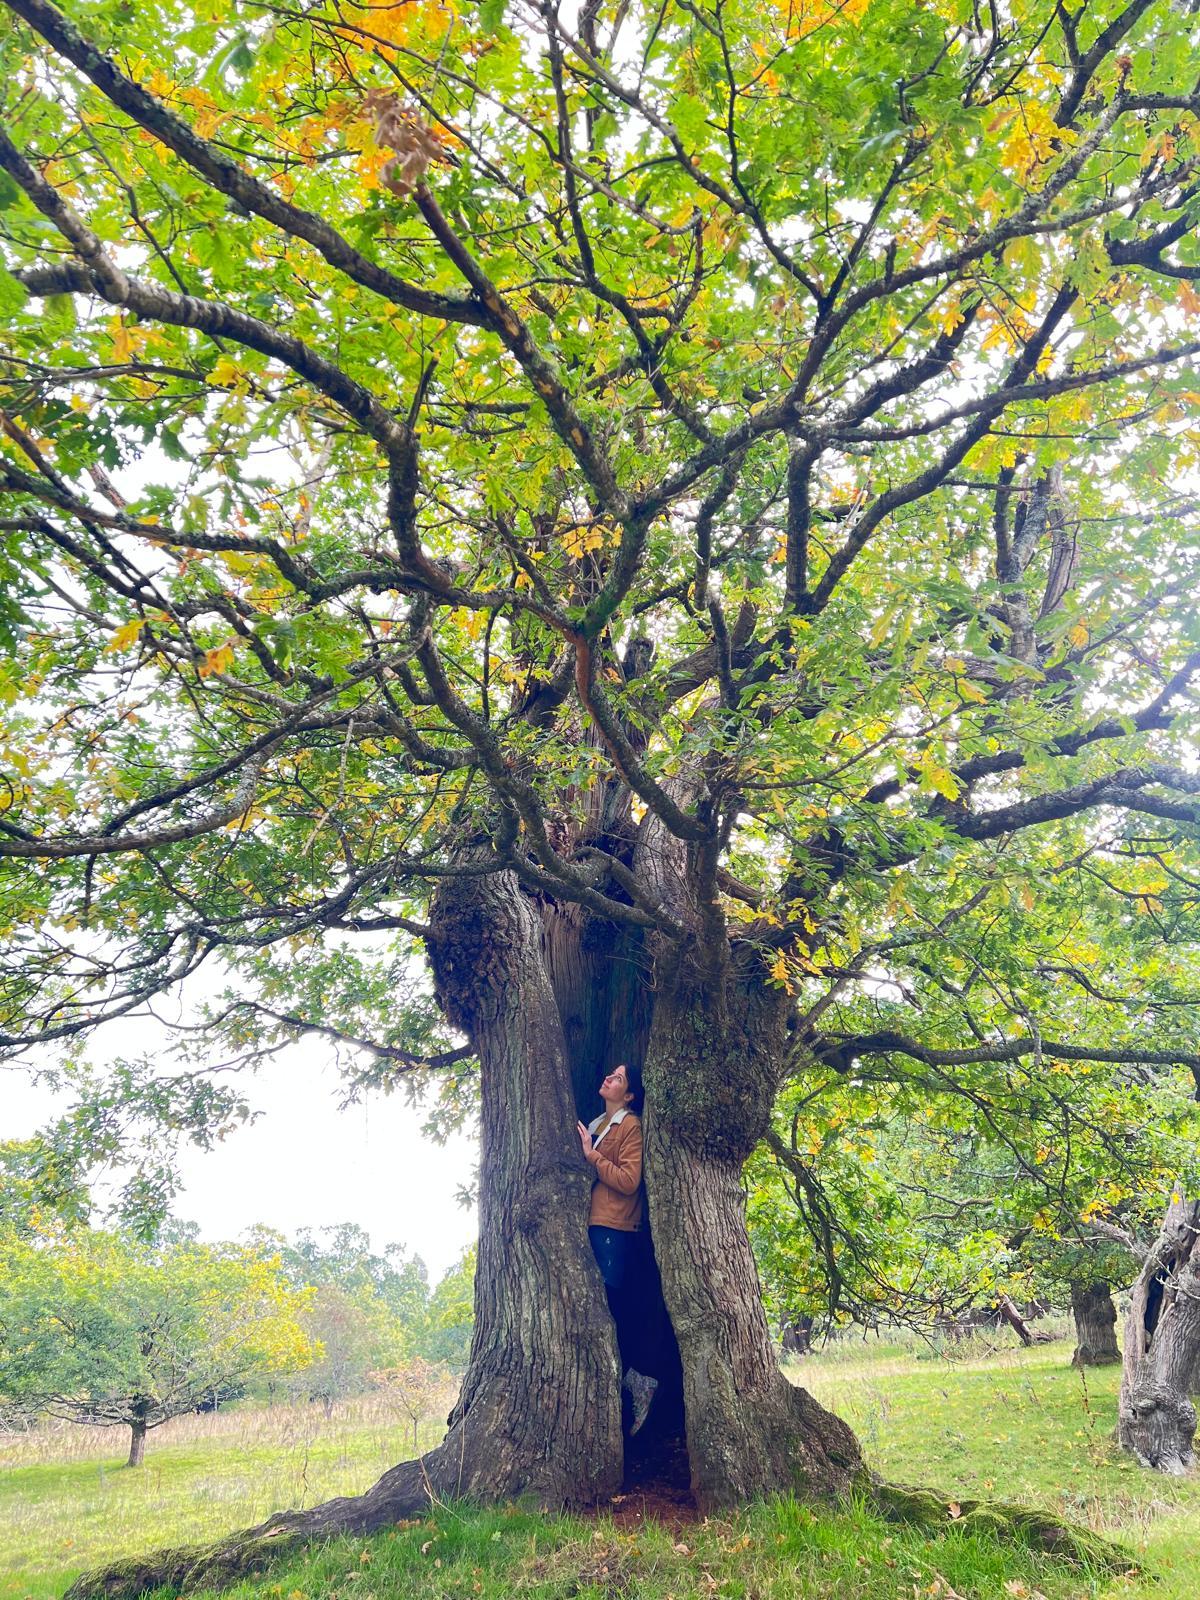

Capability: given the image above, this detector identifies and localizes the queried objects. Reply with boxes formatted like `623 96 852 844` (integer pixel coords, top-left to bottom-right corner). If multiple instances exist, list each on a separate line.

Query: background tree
0 1226 316 1464
1119 1189 1200 1474
749 1058 1197 1353
2 0 1200 1582
0 1138 91 1236
417 1246 475 1371
258 1223 433 1408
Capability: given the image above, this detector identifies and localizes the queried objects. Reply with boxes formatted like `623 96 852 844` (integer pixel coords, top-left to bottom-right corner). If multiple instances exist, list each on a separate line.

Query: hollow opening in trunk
1143 1263 1170 1344
615 1218 691 1501
574 1059 693 1500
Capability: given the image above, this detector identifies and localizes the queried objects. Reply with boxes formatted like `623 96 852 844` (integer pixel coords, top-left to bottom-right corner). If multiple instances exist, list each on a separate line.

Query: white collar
588 1106 631 1140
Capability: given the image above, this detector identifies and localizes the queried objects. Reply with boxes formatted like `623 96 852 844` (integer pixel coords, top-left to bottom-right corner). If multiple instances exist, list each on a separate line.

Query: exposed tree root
64 1453 1135 1600
869 1479 1134 1573
63 1458 437 1600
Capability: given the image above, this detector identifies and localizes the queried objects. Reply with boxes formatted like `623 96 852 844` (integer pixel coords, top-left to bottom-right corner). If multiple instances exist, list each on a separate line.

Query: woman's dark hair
621 1063 645 1116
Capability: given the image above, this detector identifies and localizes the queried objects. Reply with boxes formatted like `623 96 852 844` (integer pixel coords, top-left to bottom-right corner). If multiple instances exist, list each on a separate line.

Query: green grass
0 1389 456 1600
801 1335 1200 1599
1 1340 1196 1600
88 1496 1136 1600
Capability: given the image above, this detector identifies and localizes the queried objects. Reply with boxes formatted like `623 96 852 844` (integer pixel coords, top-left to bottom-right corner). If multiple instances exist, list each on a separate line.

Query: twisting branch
0 755 266 858
812 1029 1200 1087
2 0 488 327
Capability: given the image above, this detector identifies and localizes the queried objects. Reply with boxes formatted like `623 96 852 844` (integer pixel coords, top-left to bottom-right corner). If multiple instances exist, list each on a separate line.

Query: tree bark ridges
1118 1195 1200 1473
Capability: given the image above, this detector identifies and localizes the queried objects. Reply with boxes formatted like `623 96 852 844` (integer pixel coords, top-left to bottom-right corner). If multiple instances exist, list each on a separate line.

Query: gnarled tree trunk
64 861 862 1597
642 954 863 1508
1070 1281 1120 1368
423 867 624 1506
1118 1193 1200 1474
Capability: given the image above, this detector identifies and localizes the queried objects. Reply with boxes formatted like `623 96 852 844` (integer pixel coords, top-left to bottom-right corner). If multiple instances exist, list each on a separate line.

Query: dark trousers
589 1225 668 1378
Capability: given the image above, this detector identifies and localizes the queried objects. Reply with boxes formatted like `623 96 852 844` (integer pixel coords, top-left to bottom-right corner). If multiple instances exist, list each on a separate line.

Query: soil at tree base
600 1483 700 1530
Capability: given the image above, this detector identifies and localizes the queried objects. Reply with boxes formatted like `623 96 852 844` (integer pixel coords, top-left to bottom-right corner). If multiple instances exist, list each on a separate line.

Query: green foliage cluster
748 1059 1200 1333
254 1223 475 1395
1 0 1200 1408
0 1222 316 1449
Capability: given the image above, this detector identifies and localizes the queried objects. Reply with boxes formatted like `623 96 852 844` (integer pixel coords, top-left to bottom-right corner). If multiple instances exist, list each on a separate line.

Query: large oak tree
3 0 1200 1581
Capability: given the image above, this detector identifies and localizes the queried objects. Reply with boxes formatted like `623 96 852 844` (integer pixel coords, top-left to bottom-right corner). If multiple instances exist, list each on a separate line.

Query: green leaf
0 265 28 316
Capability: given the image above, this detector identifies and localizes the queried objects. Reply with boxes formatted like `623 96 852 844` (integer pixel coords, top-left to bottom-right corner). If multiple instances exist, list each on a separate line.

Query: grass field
801 1336 1200 1599
0 1386 458 1600
1 1338 1196 1600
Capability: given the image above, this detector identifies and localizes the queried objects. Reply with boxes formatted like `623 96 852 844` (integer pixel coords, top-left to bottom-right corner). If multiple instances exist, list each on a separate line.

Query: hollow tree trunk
1070 1281 1120 1368
541 728 653 1114
543 898 653 1115
64 819 863 1596
64 867 622 1600
423 867 623 1505
642 954 864 1509
126 1417 147 1468
1118 1193 1200 1474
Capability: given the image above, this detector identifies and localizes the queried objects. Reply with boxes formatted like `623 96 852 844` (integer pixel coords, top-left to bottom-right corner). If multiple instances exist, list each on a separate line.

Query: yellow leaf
107 618 146 653
938 296 964 337
211 355 249 391
108 314 149 364
916 751 961 801
199 641 237 678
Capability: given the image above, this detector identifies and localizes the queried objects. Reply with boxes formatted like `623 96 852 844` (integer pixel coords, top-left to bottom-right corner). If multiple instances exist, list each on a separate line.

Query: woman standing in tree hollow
577 1063 658 1434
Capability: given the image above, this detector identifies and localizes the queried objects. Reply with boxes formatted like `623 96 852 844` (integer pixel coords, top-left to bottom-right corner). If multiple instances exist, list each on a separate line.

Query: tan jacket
587 1108 644 1232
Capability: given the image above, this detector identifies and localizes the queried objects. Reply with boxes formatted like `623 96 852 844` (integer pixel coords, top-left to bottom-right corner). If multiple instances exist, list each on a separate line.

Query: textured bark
1070 1281 1120 1368
424 868 623 1505
126 1418 147 1469
642 957 864 1509
646 1119 863 1507
66 869 622 1600
1118 1194 1200 1474
542 900 652 1117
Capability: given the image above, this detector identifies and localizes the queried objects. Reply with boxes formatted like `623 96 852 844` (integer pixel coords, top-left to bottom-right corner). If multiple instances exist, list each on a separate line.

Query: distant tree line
0 1147 474 1466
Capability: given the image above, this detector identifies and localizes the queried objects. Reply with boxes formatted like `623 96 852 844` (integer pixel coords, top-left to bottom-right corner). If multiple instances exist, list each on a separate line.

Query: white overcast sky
4 1044 480 1282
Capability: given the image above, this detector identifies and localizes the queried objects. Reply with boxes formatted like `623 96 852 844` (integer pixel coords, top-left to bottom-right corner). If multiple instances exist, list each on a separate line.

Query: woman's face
601 1065 634 1107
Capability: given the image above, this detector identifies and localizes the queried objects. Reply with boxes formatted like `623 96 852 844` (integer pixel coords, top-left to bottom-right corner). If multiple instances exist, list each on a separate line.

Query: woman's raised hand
576 1121 596 1161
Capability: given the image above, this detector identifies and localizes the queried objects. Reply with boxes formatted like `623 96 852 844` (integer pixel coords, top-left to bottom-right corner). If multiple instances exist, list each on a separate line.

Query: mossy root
870 1478 1134 1574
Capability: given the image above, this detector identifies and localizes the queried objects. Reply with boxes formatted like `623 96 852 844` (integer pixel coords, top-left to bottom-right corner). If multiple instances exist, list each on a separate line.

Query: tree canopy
2 0 1199 1200
4 0 1200 1557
